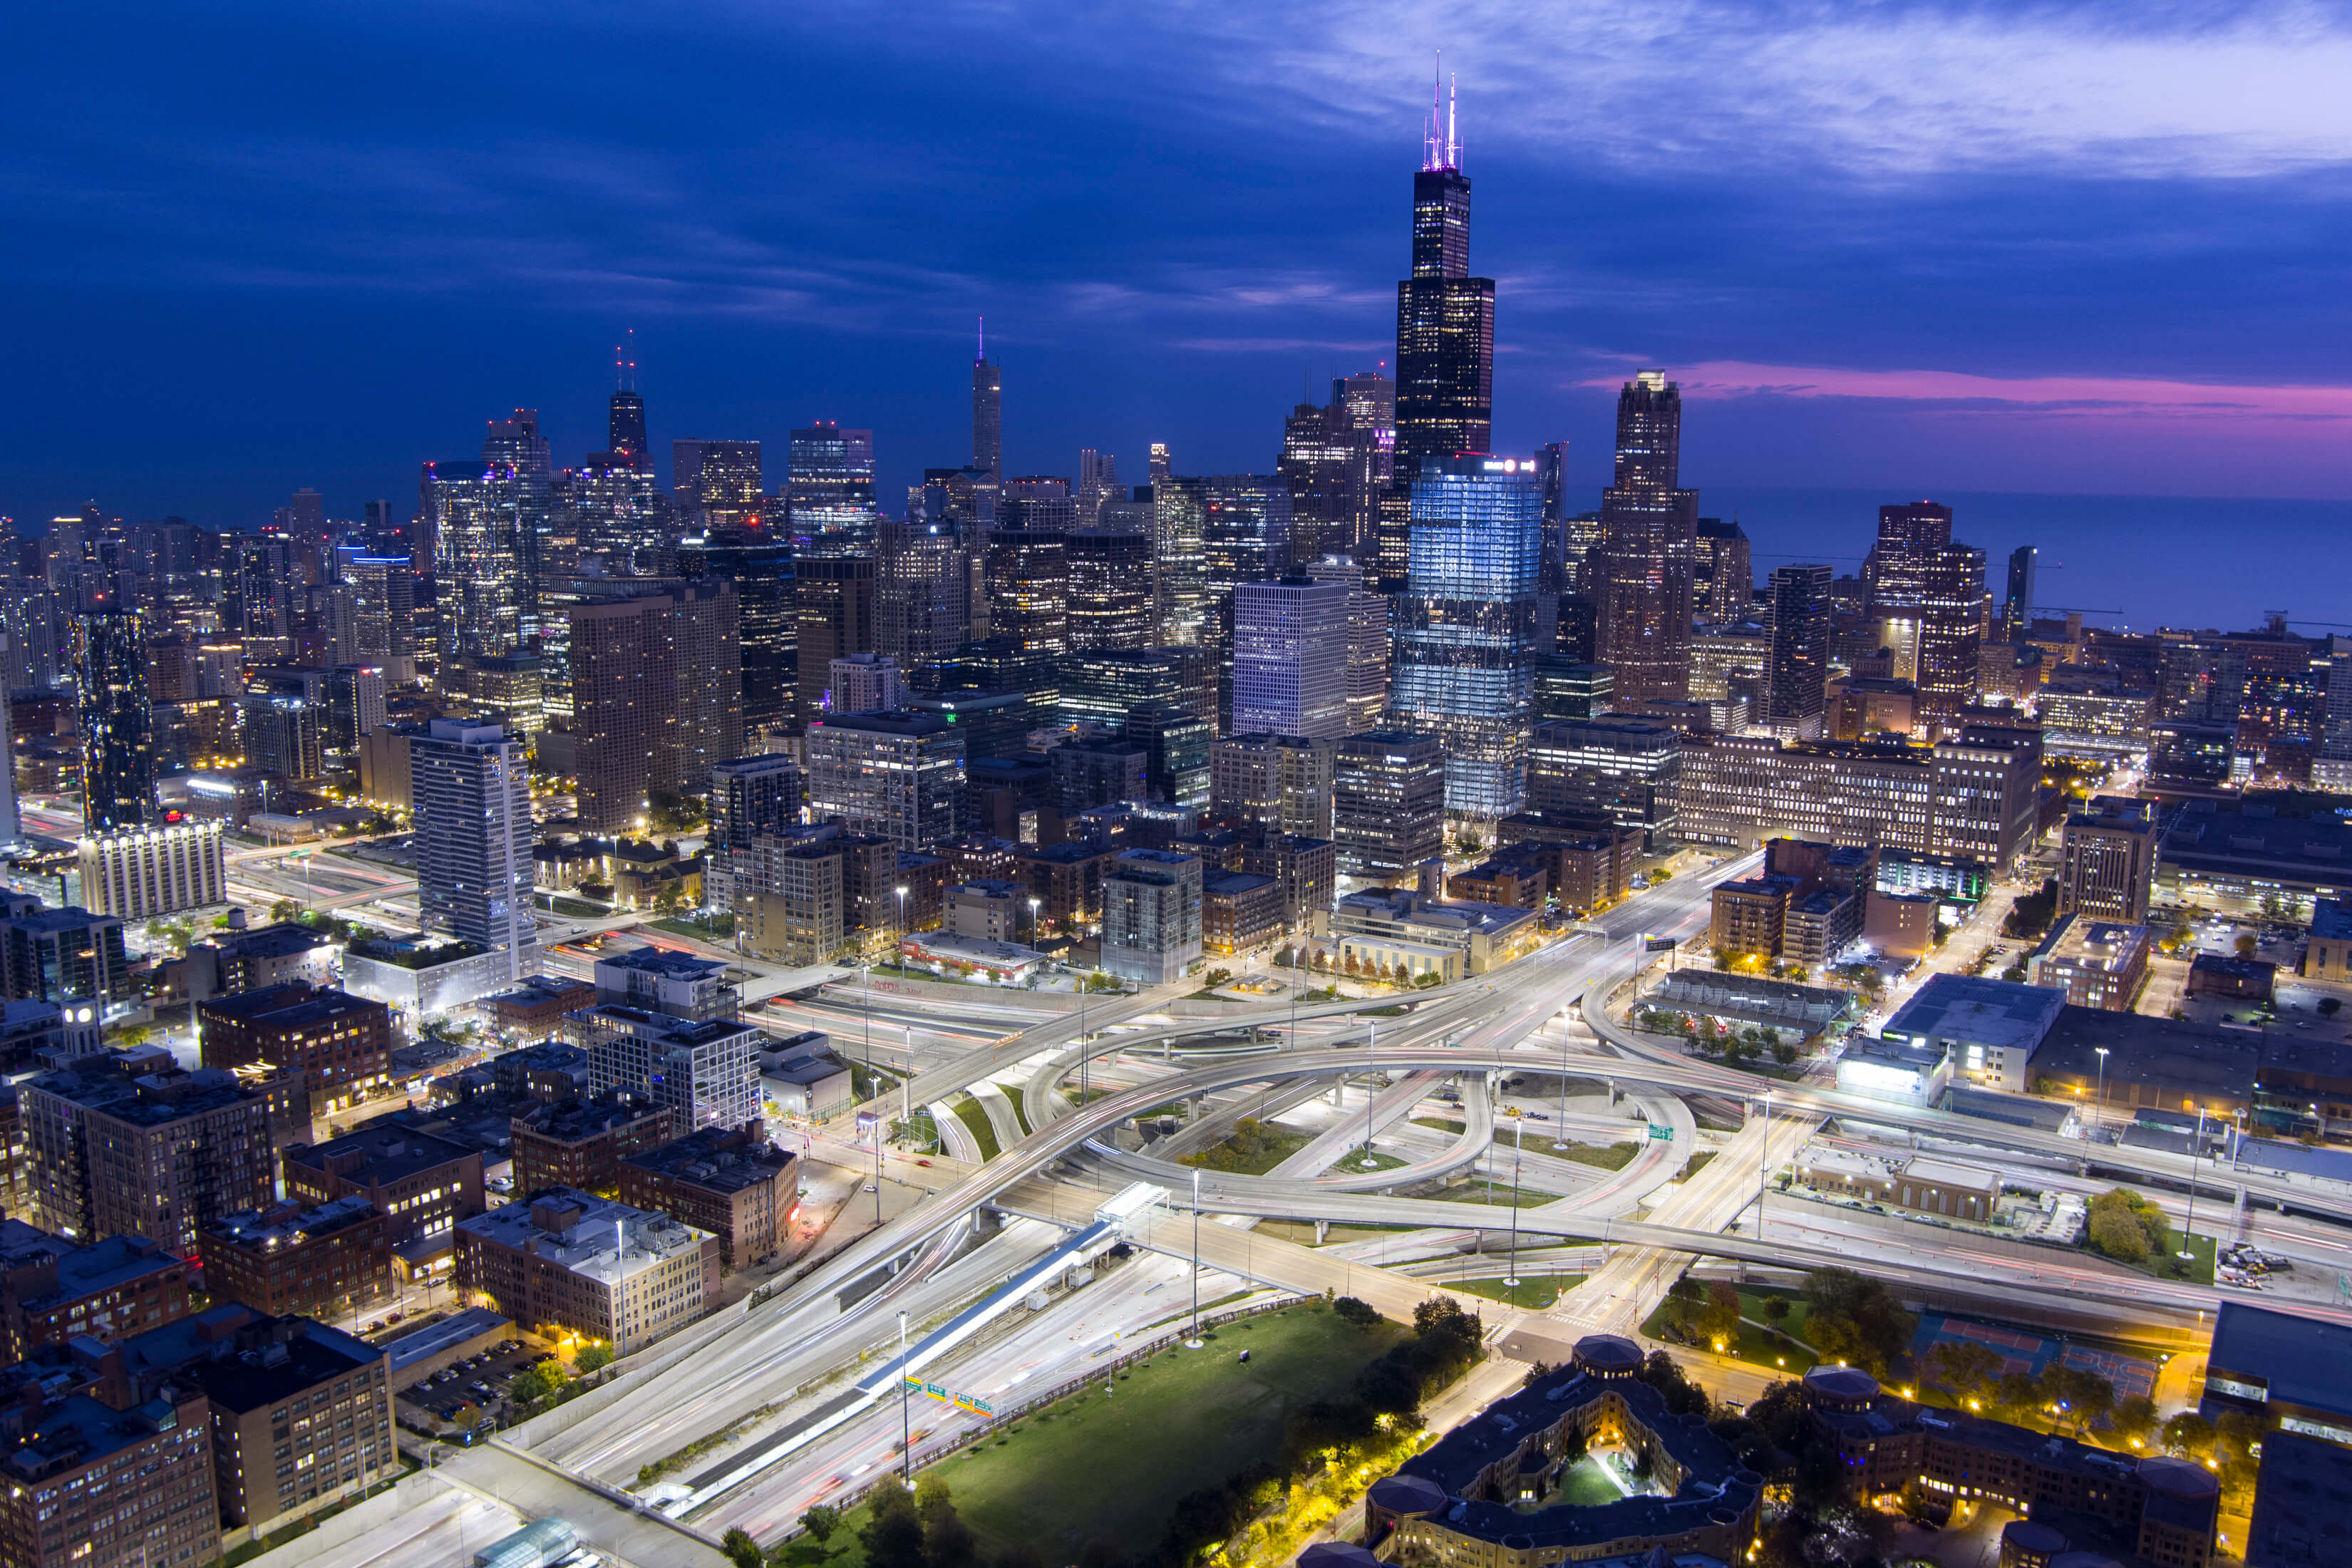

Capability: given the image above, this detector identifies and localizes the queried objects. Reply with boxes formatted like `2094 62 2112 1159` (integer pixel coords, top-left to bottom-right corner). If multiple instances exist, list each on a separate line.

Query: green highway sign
1647 1124 1673 1141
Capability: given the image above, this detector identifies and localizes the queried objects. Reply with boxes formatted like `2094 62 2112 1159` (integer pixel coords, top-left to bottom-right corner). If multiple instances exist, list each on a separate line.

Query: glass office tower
1386 455 1541 817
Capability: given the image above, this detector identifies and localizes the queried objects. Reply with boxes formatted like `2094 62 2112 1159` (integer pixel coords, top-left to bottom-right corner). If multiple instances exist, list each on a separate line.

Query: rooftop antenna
1422 53 1443 171
1448 72 1460 169
977 315 986 363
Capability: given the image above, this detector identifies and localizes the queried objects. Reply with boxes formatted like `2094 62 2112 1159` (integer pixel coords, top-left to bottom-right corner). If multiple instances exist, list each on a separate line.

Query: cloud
1607 360 2352 421
882 0 2352 183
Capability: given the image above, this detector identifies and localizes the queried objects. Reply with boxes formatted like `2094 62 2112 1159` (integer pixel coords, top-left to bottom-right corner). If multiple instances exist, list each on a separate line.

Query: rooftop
2031 914 2151 971
383 1305 511 1378
2244 1430 2352 1567
515 1093 669 1145
21 1051 284 1129
0 1224 182 1305
2036 1006 2264 1102
285 1122 477 1184
1392 1356 1758 1552
622 1128 795 1195
195 921 339 960
456 1189 712 1286
595 945 728 984
2208 1301 2352 1418
2314 899 2352 943
1882 974 2067 1054
197 981 383 1029
202 1195 379 1251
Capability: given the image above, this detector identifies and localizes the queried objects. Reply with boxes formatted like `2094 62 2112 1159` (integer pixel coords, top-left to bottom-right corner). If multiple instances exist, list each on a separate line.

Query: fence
779 1294 1303 1535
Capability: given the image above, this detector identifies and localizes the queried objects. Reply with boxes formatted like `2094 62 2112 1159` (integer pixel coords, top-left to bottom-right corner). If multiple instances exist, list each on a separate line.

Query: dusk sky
11 1 2352 532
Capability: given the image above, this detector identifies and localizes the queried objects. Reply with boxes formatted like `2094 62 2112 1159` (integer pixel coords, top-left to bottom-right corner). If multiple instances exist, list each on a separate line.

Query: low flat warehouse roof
383 1306 511 1377
2209 1301 2352 1420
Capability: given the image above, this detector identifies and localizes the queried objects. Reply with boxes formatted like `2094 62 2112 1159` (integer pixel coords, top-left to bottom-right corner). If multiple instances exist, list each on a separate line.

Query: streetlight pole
1756 1088 1773 1241
1362 1019 1377 1156
2093 1046 2110 1140
1505 1118 1523 1290
1185 1167 1204 1348
2180 1107 2207 1264
897 1309 914 1487
894 884 908 971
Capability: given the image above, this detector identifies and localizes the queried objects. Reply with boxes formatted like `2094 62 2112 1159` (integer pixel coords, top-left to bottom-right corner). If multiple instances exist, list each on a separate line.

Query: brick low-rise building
18 1047 305 1255
199 1197 391 1319
455 1190 718 1354
197 981 393 1115
617 1125 797 1272
1201 870 1282 957
0 1222 191 1362
0 1366 217 1568
282 1123 483 1250
510 1095 676 1197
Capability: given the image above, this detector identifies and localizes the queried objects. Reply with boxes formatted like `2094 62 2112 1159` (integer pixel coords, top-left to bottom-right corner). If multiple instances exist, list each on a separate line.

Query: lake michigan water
1693 488 2352 635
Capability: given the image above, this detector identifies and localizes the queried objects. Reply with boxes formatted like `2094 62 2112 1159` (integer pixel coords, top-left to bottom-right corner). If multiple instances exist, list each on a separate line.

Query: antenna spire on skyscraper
1421 55 1462 172
977 315 986 364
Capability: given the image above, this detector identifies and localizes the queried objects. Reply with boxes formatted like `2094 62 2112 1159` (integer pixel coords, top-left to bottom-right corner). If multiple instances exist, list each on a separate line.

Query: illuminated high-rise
1387 455 1542 815
74 599 152 832
1867 502 1987 733
1066 530 1155 650
411 719 538 982
972 327 1002 483
672 440 765 532
1392 78 1493 471
1594 371 1698 705
688 530 795 732
1232 577 1350 741
1153 476 1208 647
786 421 877 552
1204 476 1294 732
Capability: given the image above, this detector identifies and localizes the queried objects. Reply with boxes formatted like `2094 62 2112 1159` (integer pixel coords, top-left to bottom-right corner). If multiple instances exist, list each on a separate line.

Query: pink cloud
1580 361 2352 423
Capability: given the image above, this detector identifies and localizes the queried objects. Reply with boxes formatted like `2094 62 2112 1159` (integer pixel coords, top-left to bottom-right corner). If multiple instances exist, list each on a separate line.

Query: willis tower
1378 71 1495 589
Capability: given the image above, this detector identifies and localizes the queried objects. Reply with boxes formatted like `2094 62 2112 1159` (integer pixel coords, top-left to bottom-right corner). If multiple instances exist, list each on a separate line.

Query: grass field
1181 1125 1316 1175
949 1097 1001 1160
785 1305 1405 1565
1639 1285 1820 1374
1449 1274 1586 1309
1552 1141 1640 1171
2102 1230 2217 1286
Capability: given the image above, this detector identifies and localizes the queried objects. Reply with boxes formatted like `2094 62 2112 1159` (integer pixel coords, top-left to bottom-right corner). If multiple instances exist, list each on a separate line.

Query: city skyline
11 6 2352 557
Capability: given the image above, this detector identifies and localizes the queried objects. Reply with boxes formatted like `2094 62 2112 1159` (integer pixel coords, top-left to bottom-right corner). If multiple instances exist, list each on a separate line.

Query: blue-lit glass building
1387 455 1542 817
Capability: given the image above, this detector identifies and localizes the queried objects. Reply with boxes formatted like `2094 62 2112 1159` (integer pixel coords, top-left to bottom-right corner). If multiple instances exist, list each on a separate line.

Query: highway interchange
105 815 2352 1568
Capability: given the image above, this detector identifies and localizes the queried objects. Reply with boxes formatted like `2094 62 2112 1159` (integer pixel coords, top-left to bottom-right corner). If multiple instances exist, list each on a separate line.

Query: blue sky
9 1 2352 530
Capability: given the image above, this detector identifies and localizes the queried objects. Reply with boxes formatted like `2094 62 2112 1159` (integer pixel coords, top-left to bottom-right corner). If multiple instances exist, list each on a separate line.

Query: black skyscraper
609 391 648 468
1765 564 1834 738
1393 77 1494 473
74 599 155 830
1594 371 1700 704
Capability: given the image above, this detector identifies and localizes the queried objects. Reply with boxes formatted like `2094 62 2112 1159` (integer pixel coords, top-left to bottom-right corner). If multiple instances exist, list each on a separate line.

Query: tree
270 897 302 923
723 1528 765 1568
1929 1340 2002 1404
2163 1411 2217 1458
2112 1396 2161 1447
1668 1273 1706 1329
1772 1038 1799 1065
1700 1281 1744 1347
2236 932 2259 959
2087 1188 2170 1264
1763 1294 1792 1332
800 1505 841 1544
2322 996 2343 1018
861 1479 927 1568
575 1343 613 1374
510 1362 568 1404
2087 1205 2150 1264
1333 1296 1381 1328
917 1472 977 1568
1802 1269 1916 1378
1993 1371 2043 1422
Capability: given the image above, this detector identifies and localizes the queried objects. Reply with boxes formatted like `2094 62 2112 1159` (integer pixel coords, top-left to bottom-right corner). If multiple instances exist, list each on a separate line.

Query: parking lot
394 1335 556 1435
